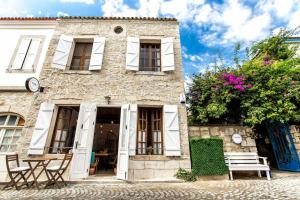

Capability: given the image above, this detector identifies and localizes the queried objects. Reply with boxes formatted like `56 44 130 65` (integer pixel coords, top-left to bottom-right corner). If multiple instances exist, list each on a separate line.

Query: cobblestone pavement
1 176 300 200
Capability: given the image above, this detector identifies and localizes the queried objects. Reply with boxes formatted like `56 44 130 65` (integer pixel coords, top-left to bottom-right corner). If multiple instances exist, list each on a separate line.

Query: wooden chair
108 156 117 174
3 154 30 190
46 153 73 188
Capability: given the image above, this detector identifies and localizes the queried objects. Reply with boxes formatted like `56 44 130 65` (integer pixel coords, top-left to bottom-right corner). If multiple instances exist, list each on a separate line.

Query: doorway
90 107 121 176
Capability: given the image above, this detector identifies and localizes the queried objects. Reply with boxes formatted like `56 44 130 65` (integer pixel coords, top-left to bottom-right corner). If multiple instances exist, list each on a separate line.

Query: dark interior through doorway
91 107 120 175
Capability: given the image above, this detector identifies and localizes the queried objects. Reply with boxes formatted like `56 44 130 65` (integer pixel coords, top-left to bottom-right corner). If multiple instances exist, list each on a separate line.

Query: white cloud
288 9 300 29
57 11 70 17
0 1 22 17
100 0 300 46
60 0 95 4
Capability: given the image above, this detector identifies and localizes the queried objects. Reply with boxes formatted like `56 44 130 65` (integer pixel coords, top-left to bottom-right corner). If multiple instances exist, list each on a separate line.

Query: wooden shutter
89 37 105 70
22 38 42 70
163 105 181 156
125 37 139 71
11 38 32 69
28 102 55 155
52 35 73 70
70 103 97 179
128 104 137 156
117 104 130 180
161 37 175 71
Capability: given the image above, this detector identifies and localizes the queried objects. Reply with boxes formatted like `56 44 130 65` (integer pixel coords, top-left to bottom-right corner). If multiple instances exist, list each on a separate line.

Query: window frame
139 41 162 72
66 37 94 71
7 35 45 73
49 106 79 154
0 114 25 153
136 107 163 155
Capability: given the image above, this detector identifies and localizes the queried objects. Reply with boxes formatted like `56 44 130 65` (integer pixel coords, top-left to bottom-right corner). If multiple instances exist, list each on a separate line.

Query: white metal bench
224 152 271 180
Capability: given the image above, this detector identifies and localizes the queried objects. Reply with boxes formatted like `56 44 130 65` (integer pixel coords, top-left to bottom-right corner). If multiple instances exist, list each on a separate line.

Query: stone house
0 17 191 181
0 18 57 182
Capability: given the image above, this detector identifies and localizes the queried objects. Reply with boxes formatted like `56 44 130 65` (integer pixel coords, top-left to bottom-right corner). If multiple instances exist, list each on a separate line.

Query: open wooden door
116 104 130 180
70 103 97 180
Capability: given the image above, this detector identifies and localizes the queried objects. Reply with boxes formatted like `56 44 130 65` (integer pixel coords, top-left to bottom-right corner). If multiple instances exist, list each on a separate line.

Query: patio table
23 156 57 189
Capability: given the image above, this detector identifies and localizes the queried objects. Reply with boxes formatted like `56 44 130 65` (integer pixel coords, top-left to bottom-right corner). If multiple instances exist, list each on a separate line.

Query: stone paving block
145 161 164 169
129 160 145 170
133 169 154 180
164 160 180 169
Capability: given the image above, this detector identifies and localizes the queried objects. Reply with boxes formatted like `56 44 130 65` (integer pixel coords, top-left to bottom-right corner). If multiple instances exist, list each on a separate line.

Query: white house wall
0 21 56 88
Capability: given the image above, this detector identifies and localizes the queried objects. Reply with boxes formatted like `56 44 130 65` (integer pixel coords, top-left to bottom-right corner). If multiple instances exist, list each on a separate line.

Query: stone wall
17 19 190 181
189 125 257 152
0 91 34 182
290 125 300 158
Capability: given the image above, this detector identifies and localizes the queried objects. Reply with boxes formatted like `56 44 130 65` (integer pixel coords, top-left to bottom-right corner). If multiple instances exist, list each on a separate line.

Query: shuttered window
70 42 93 70
137 108 163 155
10 36 43 71
139 44 161 72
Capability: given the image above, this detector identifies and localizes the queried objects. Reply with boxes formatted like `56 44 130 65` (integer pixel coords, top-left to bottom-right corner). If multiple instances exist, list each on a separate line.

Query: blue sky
1 0 300 81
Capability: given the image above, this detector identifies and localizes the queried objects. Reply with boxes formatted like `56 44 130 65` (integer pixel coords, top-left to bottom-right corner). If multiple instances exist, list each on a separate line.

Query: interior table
23 156 57 189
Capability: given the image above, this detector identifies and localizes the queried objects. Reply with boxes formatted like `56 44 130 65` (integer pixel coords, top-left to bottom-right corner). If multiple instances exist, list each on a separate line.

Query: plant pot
89 167 95 175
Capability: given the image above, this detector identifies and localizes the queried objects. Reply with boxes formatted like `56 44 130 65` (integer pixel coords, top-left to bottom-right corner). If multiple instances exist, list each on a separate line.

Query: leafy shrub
187 29 300 126
190 137 228 176
175 168 197 182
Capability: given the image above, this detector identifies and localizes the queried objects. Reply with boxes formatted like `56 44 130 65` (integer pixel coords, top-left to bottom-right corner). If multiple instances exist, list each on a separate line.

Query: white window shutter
22 38 42 70
89 37 105 70
52 35 73 70
125 37 139 71
161 37 175 71
163 105 181 156
28 102 55 155
128 104 137 155
12 38 32 69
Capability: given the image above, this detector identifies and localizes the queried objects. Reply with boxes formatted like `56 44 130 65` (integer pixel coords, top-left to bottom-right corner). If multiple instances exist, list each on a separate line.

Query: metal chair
45 153 73 189
3 154 30 190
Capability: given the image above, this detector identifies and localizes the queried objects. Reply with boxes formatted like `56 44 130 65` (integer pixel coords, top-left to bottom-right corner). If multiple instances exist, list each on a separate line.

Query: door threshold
69 176 124 184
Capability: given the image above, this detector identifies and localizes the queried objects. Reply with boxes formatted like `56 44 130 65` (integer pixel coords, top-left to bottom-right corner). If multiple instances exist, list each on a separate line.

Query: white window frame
0 114 24 153
8 35 45 73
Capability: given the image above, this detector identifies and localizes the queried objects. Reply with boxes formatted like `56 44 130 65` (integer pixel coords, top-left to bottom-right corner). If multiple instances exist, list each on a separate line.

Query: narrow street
1 176 300 200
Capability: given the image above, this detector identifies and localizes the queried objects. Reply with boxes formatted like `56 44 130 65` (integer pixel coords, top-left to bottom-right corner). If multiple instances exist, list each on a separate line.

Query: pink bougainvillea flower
223 82 230 86
246 84 253 88
234 85 245 91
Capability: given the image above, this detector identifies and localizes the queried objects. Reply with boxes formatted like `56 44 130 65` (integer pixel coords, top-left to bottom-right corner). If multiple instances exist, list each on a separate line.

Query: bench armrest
224 156 231 166
258 156 268 166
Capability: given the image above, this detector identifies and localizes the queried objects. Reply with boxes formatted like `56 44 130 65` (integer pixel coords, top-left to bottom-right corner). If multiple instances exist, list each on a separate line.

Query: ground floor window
50 107 79 154
0 114 25 152
137 107 163 155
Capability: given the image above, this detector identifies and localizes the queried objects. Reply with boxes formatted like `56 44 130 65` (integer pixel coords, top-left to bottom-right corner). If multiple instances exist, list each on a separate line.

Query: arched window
0 114 25 152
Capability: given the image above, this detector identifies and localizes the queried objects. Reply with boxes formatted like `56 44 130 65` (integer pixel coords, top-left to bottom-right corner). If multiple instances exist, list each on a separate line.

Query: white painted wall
0 21 57 88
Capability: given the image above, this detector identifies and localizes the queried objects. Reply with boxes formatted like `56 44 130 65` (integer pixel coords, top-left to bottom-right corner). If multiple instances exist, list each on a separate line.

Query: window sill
62 70 93 75
6 69 35 73
135 71 165 76
129 155 180 161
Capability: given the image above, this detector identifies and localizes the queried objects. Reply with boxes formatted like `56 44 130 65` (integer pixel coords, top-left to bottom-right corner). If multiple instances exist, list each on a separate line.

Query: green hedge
190 137 228 176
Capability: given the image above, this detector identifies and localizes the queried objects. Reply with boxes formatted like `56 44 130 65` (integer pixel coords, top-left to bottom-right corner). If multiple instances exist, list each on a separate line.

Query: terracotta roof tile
0 16 177 21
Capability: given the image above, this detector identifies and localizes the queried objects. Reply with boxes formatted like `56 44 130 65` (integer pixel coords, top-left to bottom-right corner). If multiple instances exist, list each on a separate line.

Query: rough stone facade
17 19 190 181
189 125 257 152
0 91 34 181
290 125 300 159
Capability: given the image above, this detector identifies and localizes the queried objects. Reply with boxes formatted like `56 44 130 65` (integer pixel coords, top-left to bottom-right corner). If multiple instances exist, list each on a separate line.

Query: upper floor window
9 36 44 72
70 42 93 70
0 114 25 152
139 43 161 72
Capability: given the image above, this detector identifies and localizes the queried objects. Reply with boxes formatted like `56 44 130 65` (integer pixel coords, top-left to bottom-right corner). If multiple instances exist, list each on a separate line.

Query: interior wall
93 123 119 154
